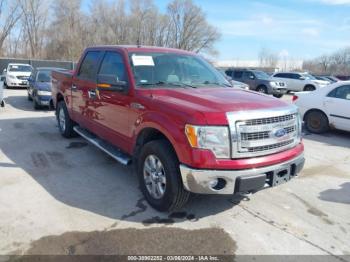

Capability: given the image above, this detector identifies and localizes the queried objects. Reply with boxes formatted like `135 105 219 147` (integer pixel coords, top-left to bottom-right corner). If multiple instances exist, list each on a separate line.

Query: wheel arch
133 127 178 162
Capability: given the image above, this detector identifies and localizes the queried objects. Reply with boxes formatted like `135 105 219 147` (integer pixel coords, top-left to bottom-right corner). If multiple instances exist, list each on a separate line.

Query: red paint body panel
52 45 304 170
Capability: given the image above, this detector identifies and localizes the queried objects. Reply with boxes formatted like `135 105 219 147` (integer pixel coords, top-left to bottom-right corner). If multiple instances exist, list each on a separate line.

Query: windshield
36 70 51 82
254 71 271 80
9 65 32 72
129 52 230 88
301 73 316 80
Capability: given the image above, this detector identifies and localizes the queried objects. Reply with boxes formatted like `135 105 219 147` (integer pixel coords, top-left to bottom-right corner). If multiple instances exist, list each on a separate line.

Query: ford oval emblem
273 128 287 138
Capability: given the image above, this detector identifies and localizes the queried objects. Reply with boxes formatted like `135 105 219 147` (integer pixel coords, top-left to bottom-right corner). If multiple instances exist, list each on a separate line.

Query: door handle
88 89 97 99
72 84 77 91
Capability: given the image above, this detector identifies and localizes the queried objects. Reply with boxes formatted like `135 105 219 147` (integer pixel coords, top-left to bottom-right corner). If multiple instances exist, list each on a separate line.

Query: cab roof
86 45 195 55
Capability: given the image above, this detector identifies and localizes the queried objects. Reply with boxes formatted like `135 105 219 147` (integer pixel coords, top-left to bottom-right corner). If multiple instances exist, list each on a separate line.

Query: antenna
137 37 141 48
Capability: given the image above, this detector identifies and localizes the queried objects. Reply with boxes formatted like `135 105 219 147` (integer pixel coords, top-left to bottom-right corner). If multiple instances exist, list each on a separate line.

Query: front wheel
138 140 190 212
256 85 268 94
33 99 41 110
273 94 283 98
305 111 329 134
56 101 76 138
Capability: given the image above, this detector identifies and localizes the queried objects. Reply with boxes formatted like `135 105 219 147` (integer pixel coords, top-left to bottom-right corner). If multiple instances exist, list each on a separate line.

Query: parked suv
3 63 33 88
225 69 287 98
272 72 329 92
52 46 304 212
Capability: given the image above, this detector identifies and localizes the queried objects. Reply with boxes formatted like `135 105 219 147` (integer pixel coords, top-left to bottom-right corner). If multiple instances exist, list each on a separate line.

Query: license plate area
266 164 297 187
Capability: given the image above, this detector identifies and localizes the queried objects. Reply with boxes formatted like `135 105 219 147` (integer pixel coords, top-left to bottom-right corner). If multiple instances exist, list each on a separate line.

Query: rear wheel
304 85 315 91
256 85 268 94
273 94 283 98
56 100 76 138
305 110 329 134
138 140 190 212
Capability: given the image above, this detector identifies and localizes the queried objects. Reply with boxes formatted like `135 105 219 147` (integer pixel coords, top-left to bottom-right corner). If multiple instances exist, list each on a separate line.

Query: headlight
8 75 16 79
37 90 51 96
269 81 278 87
185 125 230 158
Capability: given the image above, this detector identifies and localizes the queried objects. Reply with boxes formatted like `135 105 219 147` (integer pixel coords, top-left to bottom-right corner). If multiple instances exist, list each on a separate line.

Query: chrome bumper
180 154 305 195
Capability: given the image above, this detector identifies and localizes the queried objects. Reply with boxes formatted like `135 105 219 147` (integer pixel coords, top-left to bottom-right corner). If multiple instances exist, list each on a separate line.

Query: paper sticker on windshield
132 55 154 66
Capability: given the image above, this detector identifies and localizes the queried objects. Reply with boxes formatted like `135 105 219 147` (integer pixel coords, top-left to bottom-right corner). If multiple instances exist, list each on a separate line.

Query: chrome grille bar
227 106 301 158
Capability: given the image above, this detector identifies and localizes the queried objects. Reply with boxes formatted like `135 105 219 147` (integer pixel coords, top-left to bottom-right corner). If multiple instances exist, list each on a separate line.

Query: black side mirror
97 74 127 92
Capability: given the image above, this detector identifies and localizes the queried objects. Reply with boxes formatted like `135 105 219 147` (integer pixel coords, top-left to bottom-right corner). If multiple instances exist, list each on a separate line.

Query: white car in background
273 72 329 92
293 81 350 133
3 63 33 88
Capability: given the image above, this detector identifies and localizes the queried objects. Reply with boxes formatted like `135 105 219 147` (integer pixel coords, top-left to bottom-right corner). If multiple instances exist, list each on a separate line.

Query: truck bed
51 70 74 109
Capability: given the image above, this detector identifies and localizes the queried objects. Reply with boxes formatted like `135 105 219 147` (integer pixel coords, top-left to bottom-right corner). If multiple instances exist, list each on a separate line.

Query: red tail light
292 95 298 102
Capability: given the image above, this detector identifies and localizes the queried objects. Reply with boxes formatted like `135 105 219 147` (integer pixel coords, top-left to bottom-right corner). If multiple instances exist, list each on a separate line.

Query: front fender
133 112 192 164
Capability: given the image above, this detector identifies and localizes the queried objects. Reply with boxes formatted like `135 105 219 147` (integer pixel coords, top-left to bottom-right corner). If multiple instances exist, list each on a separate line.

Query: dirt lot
0 89 349 257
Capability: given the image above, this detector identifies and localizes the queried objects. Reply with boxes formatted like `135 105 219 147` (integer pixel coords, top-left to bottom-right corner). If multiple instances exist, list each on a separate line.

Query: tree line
302 47 350 76
0 0 221 61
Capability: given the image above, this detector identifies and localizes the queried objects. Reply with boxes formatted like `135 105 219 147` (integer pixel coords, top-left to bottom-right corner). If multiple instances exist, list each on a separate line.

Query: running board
73 126 131 166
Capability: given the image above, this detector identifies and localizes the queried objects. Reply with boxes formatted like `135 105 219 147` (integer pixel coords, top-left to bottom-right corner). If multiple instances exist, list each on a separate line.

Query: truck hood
147 88 289 123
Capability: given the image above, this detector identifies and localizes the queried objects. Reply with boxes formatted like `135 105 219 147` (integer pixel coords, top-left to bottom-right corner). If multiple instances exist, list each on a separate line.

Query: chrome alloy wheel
58 107 66 132
143 155 166 199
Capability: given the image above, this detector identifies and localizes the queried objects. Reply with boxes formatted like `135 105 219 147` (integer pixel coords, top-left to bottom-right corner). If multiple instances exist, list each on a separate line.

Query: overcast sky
82 0 350 61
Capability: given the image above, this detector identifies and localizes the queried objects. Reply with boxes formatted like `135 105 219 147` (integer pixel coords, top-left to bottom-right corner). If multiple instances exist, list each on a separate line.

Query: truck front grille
227 107 301 158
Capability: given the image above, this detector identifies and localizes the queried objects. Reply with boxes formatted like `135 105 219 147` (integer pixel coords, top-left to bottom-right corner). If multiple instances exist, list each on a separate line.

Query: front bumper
271 87 287 95
7 79 29 87
180 153 305 195
35 95 52 106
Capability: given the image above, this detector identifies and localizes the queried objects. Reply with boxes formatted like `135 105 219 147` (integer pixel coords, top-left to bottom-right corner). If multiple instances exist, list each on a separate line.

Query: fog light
209 178 227 191
209 179 219 188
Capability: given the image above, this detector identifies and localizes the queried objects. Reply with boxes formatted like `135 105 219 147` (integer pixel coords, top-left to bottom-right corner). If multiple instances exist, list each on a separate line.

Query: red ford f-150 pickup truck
52 45 305 211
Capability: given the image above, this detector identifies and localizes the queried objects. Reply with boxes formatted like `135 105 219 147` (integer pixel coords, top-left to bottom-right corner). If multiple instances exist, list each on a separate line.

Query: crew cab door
90 51 132 152
71 51 103 128
324 85 350 131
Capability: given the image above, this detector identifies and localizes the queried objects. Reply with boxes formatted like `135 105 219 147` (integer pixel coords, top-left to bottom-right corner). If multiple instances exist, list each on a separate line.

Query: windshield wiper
202 81 232 87
138 81 197 89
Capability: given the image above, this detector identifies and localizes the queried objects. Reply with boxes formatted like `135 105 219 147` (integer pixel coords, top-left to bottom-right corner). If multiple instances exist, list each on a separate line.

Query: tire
273 94 283 98
256 85 268 94
56 100 76 138
33 99 41 110
137 139 190 212
304 85 315 91
305 110 329 134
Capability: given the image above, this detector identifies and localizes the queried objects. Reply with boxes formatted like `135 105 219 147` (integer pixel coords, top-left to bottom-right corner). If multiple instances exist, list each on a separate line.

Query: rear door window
233 71 243 79
274 73 285 78
78 51 103 81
